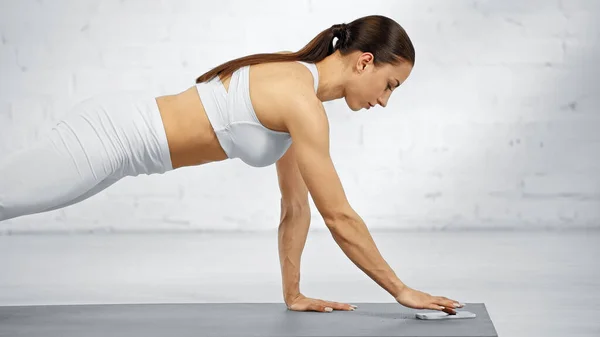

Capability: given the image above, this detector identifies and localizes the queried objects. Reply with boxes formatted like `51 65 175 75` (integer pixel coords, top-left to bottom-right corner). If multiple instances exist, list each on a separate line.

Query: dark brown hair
195 15 415 84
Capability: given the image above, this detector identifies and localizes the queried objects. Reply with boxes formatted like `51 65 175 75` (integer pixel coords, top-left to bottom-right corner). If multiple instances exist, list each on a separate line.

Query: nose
377 97 388 108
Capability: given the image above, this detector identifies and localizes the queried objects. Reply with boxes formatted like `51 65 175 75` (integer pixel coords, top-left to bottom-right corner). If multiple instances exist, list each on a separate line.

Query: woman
0 15 464 315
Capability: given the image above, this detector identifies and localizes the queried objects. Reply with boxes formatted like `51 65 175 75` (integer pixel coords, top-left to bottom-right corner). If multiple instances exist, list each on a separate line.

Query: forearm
278 207 311 305
326 210 406 299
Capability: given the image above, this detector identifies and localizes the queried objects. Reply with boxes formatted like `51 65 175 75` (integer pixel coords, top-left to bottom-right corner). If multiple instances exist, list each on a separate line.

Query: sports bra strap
296 61 319 93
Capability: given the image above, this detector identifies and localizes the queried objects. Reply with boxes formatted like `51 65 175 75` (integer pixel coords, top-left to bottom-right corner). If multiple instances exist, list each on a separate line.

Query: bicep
284 98 352 225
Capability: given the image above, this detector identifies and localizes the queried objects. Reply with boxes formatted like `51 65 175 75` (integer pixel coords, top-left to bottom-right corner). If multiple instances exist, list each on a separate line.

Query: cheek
343 87 362 110
345 79 379 106
364 80 383 98
348 82 369 101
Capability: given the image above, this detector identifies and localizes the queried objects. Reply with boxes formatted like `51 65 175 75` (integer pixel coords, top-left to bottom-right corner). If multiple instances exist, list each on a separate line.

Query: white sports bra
195 61 319 167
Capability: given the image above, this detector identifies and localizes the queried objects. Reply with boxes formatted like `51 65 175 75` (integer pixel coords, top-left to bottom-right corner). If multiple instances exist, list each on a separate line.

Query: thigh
42 175 121 212
0 122 115 221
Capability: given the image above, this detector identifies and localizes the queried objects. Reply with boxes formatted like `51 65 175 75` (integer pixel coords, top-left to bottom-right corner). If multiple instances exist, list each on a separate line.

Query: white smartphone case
415 310 477 320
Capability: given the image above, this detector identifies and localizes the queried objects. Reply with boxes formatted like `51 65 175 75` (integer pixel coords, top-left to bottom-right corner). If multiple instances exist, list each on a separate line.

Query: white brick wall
1 0 598 233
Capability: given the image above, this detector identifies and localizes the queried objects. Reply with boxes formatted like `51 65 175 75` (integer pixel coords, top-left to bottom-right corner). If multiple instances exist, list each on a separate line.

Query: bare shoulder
250 55 324 133
269 64 326 131
261 51 319 98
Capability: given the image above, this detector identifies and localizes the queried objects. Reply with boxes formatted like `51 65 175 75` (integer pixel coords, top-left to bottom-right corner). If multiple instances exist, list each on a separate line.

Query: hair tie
332 23 349 49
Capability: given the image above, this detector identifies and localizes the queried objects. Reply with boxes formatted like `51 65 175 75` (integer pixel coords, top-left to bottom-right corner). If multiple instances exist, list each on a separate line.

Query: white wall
1 0 598 233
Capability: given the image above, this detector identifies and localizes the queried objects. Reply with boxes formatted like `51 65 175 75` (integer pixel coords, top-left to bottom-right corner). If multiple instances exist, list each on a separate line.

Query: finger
322 301 356 310
322 300 353 311
427 303 456 315
321 301 344 310
309 303 333 313
436 297 464 309
426 303 446 311
324 301 356 311
440 296 461 304
432 298 457 315
430 296 456 315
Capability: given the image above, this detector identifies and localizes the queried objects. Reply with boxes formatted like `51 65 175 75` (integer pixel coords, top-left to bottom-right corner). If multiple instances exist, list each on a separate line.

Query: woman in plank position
0 15 463 315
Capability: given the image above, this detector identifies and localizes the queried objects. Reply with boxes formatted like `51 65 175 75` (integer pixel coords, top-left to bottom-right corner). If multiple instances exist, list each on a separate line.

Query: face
344 52 413 111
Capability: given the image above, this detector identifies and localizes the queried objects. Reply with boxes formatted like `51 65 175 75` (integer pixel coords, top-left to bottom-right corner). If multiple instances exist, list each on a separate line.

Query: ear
357 52 374 72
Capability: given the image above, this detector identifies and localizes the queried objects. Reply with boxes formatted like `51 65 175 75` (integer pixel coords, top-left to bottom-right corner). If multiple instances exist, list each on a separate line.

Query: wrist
391 279 408 299
284 292 302 306
282 283 300 303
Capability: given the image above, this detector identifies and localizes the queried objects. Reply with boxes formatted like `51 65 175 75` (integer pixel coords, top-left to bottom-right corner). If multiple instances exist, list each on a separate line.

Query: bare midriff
154 82 230 170
153 60 311 170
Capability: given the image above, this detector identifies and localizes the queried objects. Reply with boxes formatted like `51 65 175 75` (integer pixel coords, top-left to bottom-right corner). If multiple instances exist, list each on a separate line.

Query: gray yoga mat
0 302 497 337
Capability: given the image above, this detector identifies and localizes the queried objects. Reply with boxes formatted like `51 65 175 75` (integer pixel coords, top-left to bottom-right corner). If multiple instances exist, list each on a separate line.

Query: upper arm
276 143 309 210
282 95 353 225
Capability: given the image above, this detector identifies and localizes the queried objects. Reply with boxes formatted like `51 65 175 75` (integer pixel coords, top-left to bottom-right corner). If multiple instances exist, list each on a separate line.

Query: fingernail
453 303 461 308
351 305 358 309
325 307 333 312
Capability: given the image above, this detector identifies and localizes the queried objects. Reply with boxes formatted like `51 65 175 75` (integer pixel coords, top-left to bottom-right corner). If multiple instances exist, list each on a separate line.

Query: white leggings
0 91 173 222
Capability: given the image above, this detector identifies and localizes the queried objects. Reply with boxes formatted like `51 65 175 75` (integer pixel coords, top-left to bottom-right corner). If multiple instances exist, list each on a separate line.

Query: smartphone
415 311 477 320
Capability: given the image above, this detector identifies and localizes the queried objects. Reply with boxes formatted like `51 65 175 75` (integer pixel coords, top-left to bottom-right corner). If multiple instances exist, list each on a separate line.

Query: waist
156 86 229 168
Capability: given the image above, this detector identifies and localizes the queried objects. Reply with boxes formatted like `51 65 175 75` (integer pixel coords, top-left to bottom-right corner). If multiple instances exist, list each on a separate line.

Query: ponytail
195 23 349 84
195 15 416 84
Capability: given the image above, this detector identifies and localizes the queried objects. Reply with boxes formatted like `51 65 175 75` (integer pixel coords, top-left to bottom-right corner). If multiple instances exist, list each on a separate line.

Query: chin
345 97 362 111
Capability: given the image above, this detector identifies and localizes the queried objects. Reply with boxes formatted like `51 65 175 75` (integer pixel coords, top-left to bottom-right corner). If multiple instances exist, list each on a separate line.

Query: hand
286 293 357 313
395 286 464 315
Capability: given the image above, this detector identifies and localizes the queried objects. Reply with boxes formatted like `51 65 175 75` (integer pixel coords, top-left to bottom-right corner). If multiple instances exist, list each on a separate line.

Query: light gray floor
0 230 599 337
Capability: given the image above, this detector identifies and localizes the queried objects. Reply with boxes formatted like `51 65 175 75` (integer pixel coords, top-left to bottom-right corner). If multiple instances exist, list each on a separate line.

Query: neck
314 51 350 102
